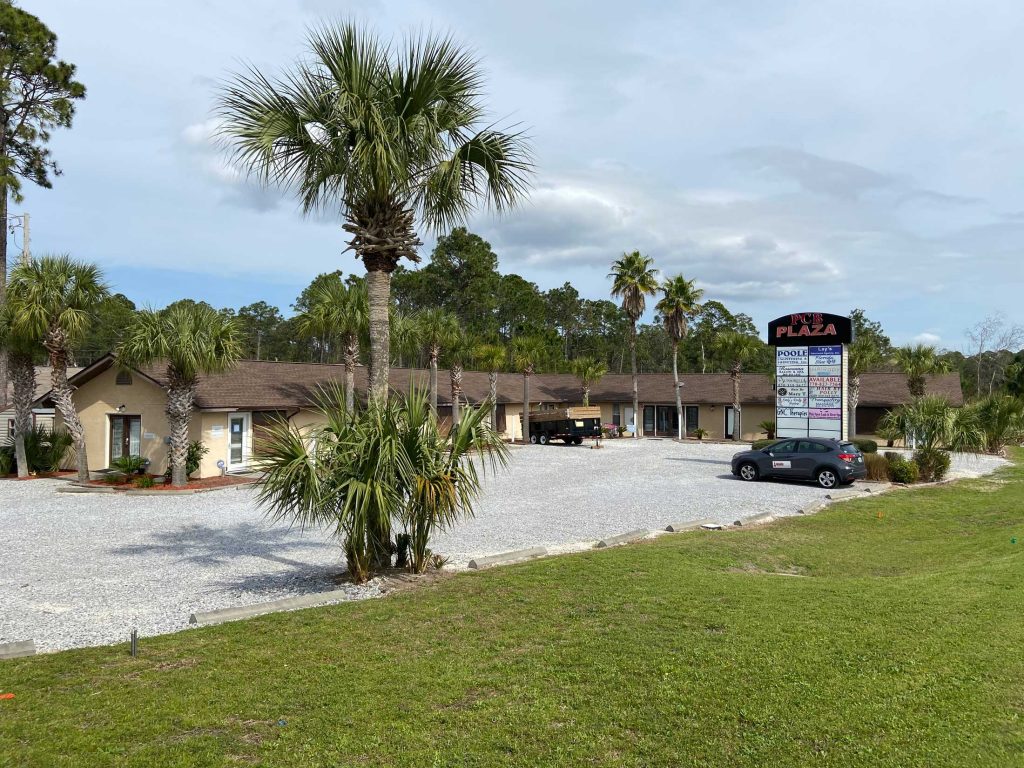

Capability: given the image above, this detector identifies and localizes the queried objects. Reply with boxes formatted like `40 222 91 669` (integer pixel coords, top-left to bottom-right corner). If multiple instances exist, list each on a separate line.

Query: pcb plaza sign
768 313 854 440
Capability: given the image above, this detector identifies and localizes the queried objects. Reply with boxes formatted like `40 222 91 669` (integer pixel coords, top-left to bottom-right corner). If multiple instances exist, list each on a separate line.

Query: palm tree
6 255 108 481
571 357 608 407
513 336 545 444
256 383 507 582
446 329 474 427
0 305 39 478
847 339 884 436
218 23 533 404
474 343 507 432
390 309 421 369
116 304 242 486
418 309 459 415
609 251 658 437
656 275 703 438
893 344 950 398
295 278 367 411
714 331 761 442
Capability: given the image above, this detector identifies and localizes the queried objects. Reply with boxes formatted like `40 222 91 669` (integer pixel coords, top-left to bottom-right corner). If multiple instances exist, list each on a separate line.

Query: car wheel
738 462 759 482
816 468 838 489
539 434 548 445
573 437 583 445
529 434 538 444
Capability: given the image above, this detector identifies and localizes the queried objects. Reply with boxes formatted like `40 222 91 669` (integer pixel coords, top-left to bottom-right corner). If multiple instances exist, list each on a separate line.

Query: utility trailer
521 406 603 445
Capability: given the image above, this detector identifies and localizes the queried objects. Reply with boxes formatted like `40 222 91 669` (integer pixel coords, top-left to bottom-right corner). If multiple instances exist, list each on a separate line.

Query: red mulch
86 475 258 491
0 471 77 481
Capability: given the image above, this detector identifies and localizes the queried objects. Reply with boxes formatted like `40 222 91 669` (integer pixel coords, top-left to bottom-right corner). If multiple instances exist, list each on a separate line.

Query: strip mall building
36 354 962 479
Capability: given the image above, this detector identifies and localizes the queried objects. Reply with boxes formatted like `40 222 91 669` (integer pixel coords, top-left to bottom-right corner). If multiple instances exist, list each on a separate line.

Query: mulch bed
0 471 77 481
86 475 258 491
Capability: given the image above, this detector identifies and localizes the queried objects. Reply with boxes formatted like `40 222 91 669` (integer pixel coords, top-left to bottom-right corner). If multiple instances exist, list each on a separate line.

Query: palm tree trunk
0 185 8 411
629 321 639 438
672 340 682 440
47 337 89 481
429 350 438 415
732 369 741 442
343 332 357 412
166 374 196 487
10 352 35 478
583 383 590 407
522 372 530 443
489 371 498 432
364 266 391 405
450 364 462 427
849 374 860 437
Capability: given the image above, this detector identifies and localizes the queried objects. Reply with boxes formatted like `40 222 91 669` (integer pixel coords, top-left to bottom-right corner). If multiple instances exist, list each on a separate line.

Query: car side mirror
766 451 774 457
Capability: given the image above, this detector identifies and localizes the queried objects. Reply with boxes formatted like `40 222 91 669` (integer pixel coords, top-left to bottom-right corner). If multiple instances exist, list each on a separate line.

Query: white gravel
0 440 1007 652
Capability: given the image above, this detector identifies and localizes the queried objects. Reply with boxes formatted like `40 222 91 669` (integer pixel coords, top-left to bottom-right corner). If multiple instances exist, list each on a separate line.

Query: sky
17 0 1024 350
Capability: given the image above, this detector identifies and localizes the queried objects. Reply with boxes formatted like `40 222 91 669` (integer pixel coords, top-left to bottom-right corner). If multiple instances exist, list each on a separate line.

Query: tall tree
389 309 421 369
656 275 703 439
218 23 532 404
295 279 367 411
609 251 658 438
893 344 950 399
116 304 242 486
237 301 285 361
0 302 37 477
513 336 545 443
714 331 761 442
846 313 889 436
446 329 474 427
6 255 107 481
474 342 506 432
417 309 459 415
571 357 607 407
0 2 86 408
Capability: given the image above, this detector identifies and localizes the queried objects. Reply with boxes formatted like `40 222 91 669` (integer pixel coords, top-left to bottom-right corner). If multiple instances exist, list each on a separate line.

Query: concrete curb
665 519 717 532
700 522 725 530
0 640 36 660
799 500 828 515
189 590 357 627
734 512 775 527
468 547 548 570
596 529 650 548
58 483 253 496
826 489 866 501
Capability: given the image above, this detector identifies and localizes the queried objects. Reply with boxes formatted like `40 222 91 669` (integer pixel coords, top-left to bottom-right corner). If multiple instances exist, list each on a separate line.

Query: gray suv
731 438 866 489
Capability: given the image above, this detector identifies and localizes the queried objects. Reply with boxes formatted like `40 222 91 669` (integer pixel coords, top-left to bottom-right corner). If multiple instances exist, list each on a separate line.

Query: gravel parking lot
0 440 1007 652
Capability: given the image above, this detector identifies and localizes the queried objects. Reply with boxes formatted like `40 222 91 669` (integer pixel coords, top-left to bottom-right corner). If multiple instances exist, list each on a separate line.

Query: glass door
725 407 735 440
642 406 655 436
109 415 141 464
228 414 249 470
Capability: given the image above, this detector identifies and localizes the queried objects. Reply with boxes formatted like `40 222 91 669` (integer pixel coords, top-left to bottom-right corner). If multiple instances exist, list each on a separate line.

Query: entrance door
227 413 250 471
654 405 676 436
110 415 141 464
685 406 699 435
642 406 655 436
725 406 735 440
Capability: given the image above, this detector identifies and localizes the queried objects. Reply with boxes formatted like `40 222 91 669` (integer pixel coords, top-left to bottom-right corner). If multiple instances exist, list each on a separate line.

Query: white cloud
913 332 942 346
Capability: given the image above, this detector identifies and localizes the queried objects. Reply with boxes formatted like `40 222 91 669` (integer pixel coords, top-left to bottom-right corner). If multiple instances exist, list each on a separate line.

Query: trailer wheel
538 434 549 445
529 434 538 444
573 437 583 445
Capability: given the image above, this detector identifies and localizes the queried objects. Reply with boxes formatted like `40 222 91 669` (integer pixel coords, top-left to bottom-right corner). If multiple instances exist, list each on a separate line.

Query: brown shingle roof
4 366 83 406
41 355 964 410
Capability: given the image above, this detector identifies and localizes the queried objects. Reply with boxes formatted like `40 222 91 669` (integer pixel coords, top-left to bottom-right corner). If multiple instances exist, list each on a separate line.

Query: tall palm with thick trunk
6 255 107 481
474 343 506 432
656 275 703 439
609 251 658 437
848 340 883 437
218 24 532 404
0 306 39 478
513 336 545 443
571 357 608 406
116 304 242 487
418 308 459 415
714 331 761 442
893 344 950 399
296 278 367 411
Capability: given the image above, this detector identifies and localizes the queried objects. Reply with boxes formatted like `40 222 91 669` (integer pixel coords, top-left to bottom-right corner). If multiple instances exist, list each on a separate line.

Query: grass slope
2 452 1023 767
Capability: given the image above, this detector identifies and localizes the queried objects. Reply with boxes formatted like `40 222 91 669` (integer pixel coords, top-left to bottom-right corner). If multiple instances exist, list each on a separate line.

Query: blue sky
18 0 1024 348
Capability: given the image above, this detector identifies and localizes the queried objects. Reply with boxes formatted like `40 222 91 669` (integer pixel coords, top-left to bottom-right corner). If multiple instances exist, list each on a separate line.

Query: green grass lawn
3 452 1024 767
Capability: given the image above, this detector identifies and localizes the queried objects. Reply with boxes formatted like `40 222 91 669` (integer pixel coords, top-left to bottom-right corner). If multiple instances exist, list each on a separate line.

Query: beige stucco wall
197 412 228 478
62 367 173 474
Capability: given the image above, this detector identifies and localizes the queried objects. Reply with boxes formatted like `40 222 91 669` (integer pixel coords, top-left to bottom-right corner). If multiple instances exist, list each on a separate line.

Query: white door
227 413 250 471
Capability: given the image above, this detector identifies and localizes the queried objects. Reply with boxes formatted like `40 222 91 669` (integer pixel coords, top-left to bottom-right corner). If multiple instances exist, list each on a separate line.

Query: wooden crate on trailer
520 406 602 424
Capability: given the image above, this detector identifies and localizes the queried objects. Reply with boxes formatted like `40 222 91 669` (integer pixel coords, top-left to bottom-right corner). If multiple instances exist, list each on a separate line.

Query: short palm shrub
21 425 74 473
913 447 952 482
133 475 156 489
853 439 878 454
973 394 1024 454
864 453 889 481
256 385 508 582
690 427 709 440
758 420 776 439
112 454 147 475
164 441 208 481
0 449 12 476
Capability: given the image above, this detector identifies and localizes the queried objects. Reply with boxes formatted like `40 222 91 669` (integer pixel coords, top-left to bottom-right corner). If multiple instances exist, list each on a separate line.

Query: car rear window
839 442 861 453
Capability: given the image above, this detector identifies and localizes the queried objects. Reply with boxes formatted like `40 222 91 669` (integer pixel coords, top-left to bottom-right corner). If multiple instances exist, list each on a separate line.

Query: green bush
20 425 74 473
864 453 889 481
913 447 951 482
758 420 776 439
886 453 920 484
853 439 878 454
133 475 156 489
752 439 778 450
164 440 209 480
0 448 12 476
112 454 147 475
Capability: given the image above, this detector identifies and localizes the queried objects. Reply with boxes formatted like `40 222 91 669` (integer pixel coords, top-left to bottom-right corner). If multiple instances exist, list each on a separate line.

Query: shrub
165 440 209 480
853 439 878 454
0 448 12 476
690 427 709 440
758 420 776 439
864 453 889 481
885 453 920 484
914 447 951 482
877 419 903 448
112 454 147 475
752 439 777 450
15 425 75 473
133 475 156 489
